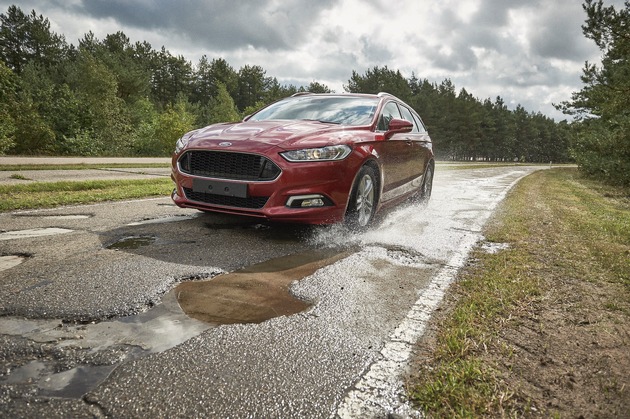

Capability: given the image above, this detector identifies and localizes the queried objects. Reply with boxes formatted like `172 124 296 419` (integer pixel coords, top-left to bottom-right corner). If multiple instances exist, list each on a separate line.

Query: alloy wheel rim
356 174 374 226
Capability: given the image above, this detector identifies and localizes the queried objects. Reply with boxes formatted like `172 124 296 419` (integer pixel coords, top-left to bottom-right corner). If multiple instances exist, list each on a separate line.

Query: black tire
345 165 378 229
418 163 434 205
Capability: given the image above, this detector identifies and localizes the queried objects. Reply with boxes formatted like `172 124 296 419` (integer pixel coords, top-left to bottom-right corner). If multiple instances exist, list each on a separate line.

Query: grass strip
0 163 169 171
408 168 630 417
0 178 173 212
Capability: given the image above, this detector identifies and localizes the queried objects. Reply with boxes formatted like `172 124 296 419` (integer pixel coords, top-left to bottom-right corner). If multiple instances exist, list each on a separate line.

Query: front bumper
171 149 364 224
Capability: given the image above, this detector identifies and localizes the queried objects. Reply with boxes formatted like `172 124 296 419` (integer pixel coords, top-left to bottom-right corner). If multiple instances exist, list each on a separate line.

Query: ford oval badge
219 142 232 147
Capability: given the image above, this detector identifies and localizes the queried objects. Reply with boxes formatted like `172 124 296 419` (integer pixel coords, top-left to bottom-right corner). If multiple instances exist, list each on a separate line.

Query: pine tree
557 0 630 185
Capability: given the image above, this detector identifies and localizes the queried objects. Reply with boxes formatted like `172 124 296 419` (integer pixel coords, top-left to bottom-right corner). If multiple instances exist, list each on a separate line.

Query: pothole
0 254 28 272
0 248 354 398
126 214 199 226
380 244 440 267
106 235 156 250
0 280 217 399
203 221 313 242
203 221 268 230
176 247 354 325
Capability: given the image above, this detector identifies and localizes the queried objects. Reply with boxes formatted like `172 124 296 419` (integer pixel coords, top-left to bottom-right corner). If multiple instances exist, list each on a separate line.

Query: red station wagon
171 92 434 228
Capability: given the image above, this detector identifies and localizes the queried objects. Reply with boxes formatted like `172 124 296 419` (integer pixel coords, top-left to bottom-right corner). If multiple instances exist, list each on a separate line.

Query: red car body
171 92 434 226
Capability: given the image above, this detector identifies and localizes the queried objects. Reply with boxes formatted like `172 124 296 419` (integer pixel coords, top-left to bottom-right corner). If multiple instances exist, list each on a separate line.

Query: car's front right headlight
175 132 195 154
280 145 351 162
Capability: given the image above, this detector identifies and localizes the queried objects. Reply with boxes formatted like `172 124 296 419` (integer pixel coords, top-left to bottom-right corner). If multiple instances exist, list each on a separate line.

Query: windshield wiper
302 119 341 125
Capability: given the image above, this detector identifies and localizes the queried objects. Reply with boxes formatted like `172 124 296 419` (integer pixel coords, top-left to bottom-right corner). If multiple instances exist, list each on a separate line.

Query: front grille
184 188 269 209
179 150 281 181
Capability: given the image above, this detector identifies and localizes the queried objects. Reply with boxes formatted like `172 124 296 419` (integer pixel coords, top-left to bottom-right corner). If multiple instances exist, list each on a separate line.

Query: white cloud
1 0 613 120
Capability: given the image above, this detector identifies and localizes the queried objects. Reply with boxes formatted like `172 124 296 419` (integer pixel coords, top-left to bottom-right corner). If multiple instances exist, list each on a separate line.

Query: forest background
0 2 628 187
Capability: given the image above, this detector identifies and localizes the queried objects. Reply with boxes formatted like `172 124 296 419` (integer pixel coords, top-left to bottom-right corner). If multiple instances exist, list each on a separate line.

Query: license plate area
192 179 248 198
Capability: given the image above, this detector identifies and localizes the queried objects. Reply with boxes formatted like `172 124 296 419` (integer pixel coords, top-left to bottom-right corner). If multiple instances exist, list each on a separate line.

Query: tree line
557 0 630 186
347 69 570 162
0 4 571 163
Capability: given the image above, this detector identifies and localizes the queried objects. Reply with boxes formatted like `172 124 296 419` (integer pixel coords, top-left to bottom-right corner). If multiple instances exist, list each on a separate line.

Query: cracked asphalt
0 163 546 417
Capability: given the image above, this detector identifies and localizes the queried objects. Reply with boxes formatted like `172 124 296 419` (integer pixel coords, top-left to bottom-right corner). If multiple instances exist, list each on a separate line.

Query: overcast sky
2 0 624 120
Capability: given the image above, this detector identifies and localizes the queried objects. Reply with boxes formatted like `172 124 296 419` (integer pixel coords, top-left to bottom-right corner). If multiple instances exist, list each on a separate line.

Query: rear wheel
345 165 378 229
418 163 434 205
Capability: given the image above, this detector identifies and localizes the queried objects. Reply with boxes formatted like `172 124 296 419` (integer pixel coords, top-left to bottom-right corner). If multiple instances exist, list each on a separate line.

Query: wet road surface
0 164 545 417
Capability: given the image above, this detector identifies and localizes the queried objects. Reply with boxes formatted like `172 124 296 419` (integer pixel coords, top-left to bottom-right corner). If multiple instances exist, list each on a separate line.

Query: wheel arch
344 158 381 212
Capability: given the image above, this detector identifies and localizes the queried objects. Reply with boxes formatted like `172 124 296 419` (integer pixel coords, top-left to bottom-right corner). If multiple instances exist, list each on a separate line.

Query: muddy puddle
176 247 354 324
106 235 157 250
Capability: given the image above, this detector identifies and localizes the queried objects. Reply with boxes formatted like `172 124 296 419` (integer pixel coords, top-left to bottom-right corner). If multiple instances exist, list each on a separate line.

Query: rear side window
399 105 420 133
412 113 428 134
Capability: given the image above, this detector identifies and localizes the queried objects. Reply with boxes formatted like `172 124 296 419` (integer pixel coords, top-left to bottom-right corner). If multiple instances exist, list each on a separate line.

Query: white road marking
0 255 26 271
335 233 479 418
0 228 74 241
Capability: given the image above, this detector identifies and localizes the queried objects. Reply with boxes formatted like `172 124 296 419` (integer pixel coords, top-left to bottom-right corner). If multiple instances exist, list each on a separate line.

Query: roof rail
291 91 312 97
377 92 393 97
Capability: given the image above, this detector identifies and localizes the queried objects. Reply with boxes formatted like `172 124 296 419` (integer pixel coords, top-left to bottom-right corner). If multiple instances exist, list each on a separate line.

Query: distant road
0 157 172 184
0 157 171 165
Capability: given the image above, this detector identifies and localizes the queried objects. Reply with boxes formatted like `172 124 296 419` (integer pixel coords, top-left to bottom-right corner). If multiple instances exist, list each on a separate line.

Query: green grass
408 168 630 416
0 178 173 212
0 163 169 171
9 173 31 180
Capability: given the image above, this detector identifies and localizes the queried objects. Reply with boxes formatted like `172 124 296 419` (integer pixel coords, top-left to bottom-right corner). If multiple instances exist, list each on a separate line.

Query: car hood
185 120 364 152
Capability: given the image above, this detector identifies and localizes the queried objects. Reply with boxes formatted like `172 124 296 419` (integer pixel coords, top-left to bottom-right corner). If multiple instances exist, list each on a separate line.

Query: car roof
290 91 397 100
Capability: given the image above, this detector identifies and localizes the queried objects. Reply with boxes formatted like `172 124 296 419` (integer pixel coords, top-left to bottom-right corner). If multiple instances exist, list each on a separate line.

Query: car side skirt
381 174 424 202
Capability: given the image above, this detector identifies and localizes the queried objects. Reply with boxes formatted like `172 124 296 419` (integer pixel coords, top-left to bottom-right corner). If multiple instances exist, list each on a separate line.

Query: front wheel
345 165 378 229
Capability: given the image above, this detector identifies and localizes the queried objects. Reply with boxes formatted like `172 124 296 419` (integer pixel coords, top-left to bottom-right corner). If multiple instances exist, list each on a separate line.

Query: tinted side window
377 102 402 131
399 105 420 133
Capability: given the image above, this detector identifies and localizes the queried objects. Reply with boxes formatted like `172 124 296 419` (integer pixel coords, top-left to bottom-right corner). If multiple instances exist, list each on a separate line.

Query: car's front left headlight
280 145 351 162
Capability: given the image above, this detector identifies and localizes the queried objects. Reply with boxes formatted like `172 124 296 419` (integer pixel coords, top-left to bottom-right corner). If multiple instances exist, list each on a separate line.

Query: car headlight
280 145 351 162
174 132 195 154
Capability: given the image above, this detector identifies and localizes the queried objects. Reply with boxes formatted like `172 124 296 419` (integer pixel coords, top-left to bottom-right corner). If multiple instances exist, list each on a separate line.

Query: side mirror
385 118 413 139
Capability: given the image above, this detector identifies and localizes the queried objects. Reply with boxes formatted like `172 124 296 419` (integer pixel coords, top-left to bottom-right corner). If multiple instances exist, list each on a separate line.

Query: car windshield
249 96 379 126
